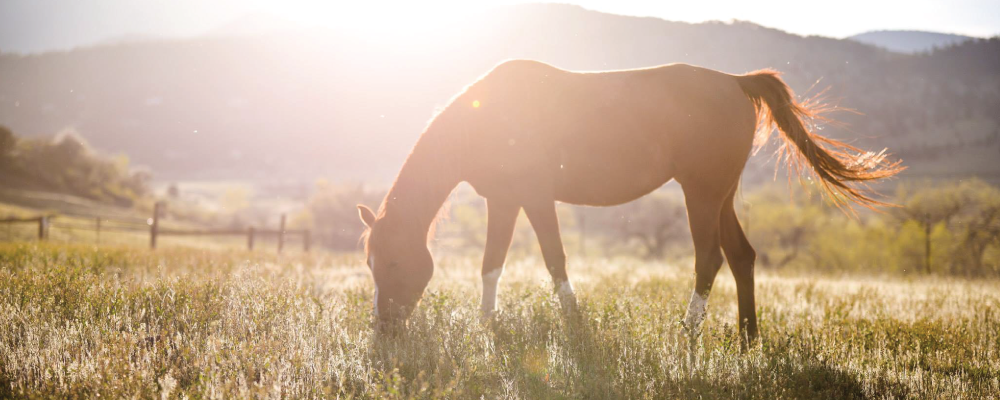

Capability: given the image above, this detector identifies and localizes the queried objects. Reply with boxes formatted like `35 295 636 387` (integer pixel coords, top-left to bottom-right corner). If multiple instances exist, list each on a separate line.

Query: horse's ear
357 205 376 228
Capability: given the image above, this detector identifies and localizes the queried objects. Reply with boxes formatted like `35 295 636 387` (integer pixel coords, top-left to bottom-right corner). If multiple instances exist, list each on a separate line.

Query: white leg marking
557 280 575 299
369 255 378 317
556 280 577 311
684 289 709 334
481 268 503 316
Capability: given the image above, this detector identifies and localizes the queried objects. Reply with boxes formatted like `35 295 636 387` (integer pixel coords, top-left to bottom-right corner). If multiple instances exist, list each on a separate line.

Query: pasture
1 243 997 399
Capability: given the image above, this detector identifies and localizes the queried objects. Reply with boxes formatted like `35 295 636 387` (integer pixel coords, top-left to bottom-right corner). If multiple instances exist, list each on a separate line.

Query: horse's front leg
523 199 578 312
481 199 520 319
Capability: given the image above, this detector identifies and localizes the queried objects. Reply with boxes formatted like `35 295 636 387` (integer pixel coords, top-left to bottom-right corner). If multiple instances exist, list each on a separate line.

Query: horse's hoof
556 281 578 314
480 310 497 324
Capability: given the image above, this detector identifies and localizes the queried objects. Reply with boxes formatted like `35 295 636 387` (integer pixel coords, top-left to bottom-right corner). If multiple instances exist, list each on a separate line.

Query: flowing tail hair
736 70 905 210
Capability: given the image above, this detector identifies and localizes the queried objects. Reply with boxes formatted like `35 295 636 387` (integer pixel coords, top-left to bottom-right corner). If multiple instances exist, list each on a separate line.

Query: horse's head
357 205 433 327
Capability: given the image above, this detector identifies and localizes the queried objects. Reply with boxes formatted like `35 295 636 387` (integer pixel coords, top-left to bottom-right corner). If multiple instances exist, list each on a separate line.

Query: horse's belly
553 136 672 206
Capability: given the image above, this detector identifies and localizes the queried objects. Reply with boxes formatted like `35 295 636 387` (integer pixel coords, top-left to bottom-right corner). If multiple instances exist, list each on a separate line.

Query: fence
1 201 310 253
0 216 51 240
148 202 310 252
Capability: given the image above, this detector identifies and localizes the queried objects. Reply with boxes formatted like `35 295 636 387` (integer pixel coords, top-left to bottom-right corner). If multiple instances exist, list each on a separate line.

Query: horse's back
545 64 756 203
623 64 758 187
461 61 757 206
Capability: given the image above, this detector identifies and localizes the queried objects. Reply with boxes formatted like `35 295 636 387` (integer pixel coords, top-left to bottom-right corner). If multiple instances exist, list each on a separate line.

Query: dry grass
0 243 998 399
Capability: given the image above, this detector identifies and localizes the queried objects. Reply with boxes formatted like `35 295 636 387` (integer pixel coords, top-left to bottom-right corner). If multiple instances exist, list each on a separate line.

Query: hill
849 30 974 53
0 4 998 184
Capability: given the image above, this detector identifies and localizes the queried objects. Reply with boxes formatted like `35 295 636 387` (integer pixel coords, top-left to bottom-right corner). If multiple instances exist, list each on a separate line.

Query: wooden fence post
95 217 102 244
150 202 161 249
37 216 46 241
247 226 255 251
277 214 286 254
303 230 311 252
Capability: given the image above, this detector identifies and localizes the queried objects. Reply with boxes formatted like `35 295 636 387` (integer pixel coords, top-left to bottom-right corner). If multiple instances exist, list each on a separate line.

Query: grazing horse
357 60 901 344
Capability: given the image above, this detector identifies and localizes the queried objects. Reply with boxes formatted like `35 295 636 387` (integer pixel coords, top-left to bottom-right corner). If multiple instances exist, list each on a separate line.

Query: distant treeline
304 179 1000 278
742 180 1000 277
0 125 150 206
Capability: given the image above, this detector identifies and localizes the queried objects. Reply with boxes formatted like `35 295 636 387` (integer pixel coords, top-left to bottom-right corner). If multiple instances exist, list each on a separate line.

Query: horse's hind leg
719 188 758 348
481 199 520 318
679 183 726 338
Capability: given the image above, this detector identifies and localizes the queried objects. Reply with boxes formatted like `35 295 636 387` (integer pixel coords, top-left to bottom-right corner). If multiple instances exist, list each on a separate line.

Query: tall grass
0 243 997 398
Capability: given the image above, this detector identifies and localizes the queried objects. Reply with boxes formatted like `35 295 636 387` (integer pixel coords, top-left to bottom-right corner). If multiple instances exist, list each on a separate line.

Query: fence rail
1 201 310 253
0 216 50 240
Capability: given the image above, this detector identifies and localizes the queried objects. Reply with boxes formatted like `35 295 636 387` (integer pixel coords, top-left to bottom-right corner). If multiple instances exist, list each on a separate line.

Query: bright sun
255 1 494 35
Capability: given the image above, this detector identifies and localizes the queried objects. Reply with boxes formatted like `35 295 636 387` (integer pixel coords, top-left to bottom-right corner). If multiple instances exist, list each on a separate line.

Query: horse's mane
361 99 469 253
361 61 528 253
360 177 451 253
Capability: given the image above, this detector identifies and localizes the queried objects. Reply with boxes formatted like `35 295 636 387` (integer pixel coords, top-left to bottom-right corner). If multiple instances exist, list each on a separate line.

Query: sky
1 0 998 54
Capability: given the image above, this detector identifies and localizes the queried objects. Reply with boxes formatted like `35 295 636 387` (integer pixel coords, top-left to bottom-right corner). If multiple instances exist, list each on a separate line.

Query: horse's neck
382 133 461 239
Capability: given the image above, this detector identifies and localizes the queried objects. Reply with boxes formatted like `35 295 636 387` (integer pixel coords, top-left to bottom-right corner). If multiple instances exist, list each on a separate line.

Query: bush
0 126 150 206
301 180 385 250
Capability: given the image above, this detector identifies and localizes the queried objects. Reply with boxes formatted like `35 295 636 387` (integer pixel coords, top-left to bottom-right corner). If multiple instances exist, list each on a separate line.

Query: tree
961 203 1000 275
893 181 976 274
590 192 689 259
953 180 1000 275
0 126 150 206
744 187 829 269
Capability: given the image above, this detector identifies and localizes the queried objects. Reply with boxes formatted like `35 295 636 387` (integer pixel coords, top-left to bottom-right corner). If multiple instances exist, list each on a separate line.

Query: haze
1 0 998 54
1 3 1000 397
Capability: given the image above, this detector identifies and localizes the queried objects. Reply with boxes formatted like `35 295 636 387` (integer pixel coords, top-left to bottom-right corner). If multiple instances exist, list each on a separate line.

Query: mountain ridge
848 30 976 53
1 3 997 184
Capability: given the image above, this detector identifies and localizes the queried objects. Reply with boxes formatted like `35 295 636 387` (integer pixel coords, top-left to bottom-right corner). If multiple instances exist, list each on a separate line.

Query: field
1 243 998 399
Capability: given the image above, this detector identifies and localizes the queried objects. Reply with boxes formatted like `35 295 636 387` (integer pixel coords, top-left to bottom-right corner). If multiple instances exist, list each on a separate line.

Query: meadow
0 242 998 399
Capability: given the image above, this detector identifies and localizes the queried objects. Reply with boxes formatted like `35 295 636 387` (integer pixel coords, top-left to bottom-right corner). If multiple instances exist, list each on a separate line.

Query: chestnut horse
357 60 901 344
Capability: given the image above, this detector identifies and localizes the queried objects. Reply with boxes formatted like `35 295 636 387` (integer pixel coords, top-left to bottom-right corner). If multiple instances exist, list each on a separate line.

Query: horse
357 60 902 345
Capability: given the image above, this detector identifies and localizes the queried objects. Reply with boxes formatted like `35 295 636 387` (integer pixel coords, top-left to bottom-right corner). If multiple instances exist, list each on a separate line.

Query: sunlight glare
253 0 493 36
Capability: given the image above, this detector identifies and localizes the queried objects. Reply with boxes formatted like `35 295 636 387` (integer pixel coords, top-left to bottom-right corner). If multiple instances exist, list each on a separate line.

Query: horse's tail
735 70 904 209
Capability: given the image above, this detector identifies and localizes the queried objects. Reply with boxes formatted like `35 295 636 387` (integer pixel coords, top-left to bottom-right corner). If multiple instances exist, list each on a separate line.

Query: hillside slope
1 4 997 183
